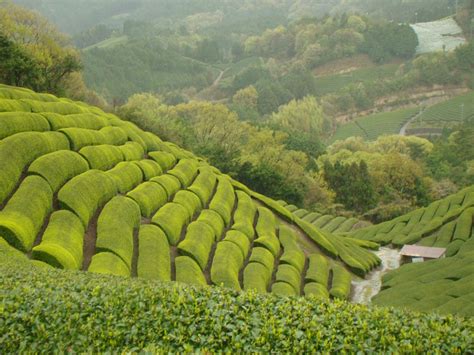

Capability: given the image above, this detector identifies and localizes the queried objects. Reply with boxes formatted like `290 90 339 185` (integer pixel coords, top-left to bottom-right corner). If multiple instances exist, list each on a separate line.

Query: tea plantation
0 84 472 351
348 186 474 316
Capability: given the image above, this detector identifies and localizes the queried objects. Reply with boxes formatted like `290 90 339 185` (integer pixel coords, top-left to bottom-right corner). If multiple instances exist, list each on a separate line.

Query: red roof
400 245 446 259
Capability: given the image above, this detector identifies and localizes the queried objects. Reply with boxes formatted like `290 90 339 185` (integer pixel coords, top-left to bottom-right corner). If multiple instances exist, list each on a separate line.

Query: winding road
399 108 424 136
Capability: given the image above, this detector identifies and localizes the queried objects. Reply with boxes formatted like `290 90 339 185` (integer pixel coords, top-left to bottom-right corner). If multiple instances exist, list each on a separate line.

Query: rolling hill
0 84 473 351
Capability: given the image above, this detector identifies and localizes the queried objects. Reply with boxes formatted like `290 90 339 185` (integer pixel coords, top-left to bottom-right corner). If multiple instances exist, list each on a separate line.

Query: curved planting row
0 84 381 301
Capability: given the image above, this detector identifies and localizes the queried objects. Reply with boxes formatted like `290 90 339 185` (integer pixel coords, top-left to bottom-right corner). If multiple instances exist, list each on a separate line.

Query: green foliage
58 170 118 227
32 210 84 270
0 112 50 139
211 241 244 291
243 262 271 293
96 196 140 270
152 202 189 246
329 264 352 300
249 247 275 273
175 255 207 287
168 159 199 188
42 112 109 131
28 150 89 192
150 174 182 198
105 161 143 193
132 159 163 180
188 168 217 206
209 176 236 225
0 176 53 252
275 264 301 294
149 151 177 172
304 282 330 299
127 182 168 218
224 230 250 260
0 131 69 204
232 191 256 240
173 190 202 220
137 224 170 281
178 221 215 270
88 252 130 277
59 127 122 151
79 144 124 170
119 141 144 161
272 282 297 296
305 254 330 288
196 209 225 240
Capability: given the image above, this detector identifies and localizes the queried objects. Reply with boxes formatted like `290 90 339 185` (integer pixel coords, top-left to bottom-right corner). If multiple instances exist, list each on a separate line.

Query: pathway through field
350 247 401 304
399 108 424 136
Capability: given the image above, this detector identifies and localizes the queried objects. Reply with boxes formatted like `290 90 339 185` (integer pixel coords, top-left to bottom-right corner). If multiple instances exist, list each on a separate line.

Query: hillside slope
347 187 474 316
0 84 380 301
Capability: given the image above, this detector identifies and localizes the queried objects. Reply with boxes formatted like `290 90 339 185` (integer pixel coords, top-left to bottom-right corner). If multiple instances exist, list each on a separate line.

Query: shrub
323 217 347 233
28 150 89 192
137 224 170 281
58 127 106 150
232 191 256 240
0 112 50 139
302 212 322 223
209 177 236 225
211 241 243 291
58 170 118 227
188 169 217 206
305 254 329 287
446 240 464 257
304 282 330 299
248 247 274 273
79 144 124 170
196 209 225 240
173 190 202 220
105 162 143 194
453 208 473 242
254 235 280 258
223 230 250 260
295 219 338 258
177 221 215 270
133 160 162 180
88 251 130 277
275 264 301 294
0 131 69 204
42 112 109 130
329 264 352 300
127 182 168 218
21 99 87 115
280 250 306 274
148 151 177 171
167 159 199 187
152 203 189 245
243 262 271 293
272 282 297 296
119 142 144 161
32 210 84 270
96 196 141 270
100 126 128 146
313 215 333 228
0 176 53 252
255 207 276 238
150 174 181 198
294 209 309 219
175 255 207 286
433 221 456 248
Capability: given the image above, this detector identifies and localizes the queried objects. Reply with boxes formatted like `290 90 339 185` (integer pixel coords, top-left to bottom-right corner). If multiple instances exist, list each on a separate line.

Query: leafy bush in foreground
0 250 472 353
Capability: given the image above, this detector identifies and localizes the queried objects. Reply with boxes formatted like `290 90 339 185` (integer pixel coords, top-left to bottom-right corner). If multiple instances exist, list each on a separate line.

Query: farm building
400 245 446 264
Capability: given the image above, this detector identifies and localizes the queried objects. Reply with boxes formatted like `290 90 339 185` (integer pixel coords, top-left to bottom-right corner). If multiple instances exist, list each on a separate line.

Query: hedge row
243 261 272 293
152 202 189 246
279 225 305 273
211 240 244 290
167 159 199 188
196 209 225 240
254 207 280 257
79 144 124 171
32 210 85 270
105 162 143 194
150 174 181 198
137 224 170 281
42 112 109 130
209 177 236 225
0 112 50 139
148 151 177 171
453 207 473 241
119 141 144 161
232 191 256 241
58 170 118 227
304 282 330 299
0 176 53 251
21 99 88 115
28 150 89 192
173 190 202 220
88 251 130 277
188 168 217 206
329 264 352 300
275 264 301 295
0 131 69 204
175 255 207 286
305 253 330 288
0 84 57 101
127 182 168 218
95 196 141 271
59 127 127 150
133 159 162 180
178 221 215 270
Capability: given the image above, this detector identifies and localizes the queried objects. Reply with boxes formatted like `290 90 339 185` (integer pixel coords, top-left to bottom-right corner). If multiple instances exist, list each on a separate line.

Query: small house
400 245 446 264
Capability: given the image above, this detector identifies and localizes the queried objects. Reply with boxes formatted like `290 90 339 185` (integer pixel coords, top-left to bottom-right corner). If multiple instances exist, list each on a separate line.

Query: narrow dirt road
400 108 424 136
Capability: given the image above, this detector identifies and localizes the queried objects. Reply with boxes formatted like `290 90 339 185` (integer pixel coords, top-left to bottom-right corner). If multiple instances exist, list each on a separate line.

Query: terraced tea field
314 63 399 96
0 84 382 300
347 186 474 316
330 107 419 142
409 91 474 129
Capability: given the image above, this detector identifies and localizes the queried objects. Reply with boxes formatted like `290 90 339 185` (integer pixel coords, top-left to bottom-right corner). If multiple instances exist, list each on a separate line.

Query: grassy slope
330 107 419 143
